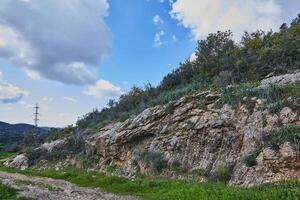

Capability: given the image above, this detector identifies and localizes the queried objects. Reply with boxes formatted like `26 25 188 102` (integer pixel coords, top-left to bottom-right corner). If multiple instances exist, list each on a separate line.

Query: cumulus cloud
0 0 112 85
153 30 166 48
0 81 29 103
42 97 54 102
170 0 283 40
83 80 122 99
24 67 41 80
63 96 77 103
153 15 164 26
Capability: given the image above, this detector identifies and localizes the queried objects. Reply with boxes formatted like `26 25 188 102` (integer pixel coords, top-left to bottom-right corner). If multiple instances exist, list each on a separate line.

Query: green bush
0 182 30 200
107 164 119 173
142 150 168 172
169 161 183 172
265 125 300 150
190 168 210 177
210 164 233 183
242 148 263 167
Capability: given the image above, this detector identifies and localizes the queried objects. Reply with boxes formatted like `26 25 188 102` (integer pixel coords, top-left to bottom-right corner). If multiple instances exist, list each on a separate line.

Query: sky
0 0 299 127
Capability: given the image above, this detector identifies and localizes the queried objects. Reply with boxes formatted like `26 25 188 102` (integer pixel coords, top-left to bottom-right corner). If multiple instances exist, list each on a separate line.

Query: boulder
4 154 29 170
258 72 300 89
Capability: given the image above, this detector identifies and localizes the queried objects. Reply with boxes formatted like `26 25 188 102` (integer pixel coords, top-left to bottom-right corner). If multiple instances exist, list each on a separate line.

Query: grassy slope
0 165 299 200
0 152 17 161
0 182 30 200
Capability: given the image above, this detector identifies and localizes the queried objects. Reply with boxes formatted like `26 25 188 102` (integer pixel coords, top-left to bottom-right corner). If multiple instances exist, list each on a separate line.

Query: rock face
5 154 29 170
40 139 65 152
259 72 300 89
86 90 300 186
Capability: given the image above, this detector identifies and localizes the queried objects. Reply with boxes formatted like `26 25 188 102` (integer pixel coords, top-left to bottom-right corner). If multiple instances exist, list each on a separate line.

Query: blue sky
0 0 299 127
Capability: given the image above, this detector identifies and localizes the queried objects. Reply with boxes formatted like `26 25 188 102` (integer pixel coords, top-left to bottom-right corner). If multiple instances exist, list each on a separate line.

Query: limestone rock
41 139 66 152
279 107 298 124
4 154 29 170
258 72 300 89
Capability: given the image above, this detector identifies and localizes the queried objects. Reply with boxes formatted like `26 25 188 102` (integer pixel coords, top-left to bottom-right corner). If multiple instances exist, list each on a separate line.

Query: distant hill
0 121 52 151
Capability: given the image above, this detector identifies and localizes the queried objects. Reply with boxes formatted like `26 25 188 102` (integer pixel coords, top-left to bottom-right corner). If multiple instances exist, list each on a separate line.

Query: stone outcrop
40 139 65 152
85 89 300 186
7 74 299 187
4 154 29 170
259 72 300 89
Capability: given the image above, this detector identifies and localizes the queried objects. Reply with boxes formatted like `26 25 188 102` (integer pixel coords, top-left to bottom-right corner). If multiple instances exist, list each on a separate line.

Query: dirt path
0 171 138 200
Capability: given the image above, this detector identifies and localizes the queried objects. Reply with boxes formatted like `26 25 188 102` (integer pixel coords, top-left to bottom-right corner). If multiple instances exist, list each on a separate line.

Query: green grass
0 182 30 200
0 152 17 160
242 125 300 167
215 81 300 113
0 166 299 200
265 125 300 150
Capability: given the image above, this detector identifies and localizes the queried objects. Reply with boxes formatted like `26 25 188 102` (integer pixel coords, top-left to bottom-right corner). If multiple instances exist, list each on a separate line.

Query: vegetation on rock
74 15 300 135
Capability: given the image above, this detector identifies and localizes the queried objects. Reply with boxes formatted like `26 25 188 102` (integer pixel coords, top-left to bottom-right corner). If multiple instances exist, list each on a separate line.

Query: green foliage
169 161 183 172
210 164 233 183
22 128 45 148
0 182 30 200
242 125 300 167
214 82 259 108
1 166 300 200
190 168 210 177
142 150 168 172
46 127 72 142
214 81 300 112
242 148 263 167
107 164 118 173
0 152 17 160
75 153 98 168
265 125 300 150
75 15 300 137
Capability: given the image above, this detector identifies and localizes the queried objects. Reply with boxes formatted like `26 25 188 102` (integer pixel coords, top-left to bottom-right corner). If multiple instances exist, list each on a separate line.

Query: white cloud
153 15 164 26
0 0 112 85
189 52 197 62
170 0 283 40
157 0 174 4
153 30 166 48
42 97 54 102
83 80 122 99
172 34 177 41
24 67 41 80
0 81 29 103
63 96 77 103
18 100 34 109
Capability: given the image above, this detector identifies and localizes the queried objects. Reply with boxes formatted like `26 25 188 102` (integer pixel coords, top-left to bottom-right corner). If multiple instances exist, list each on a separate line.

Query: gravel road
0 171 138 200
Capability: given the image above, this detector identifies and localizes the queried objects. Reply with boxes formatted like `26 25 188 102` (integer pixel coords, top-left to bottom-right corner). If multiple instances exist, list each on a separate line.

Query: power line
33 103 40 127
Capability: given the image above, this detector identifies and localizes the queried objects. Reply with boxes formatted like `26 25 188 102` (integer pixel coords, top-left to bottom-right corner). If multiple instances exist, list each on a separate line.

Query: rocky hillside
5 73 300 187
85 75 300 186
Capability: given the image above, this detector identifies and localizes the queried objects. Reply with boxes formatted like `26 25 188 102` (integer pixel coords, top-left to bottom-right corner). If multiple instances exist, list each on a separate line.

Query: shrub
164 102 176 114
142 150 168 172
190 168 210 177
75 154 98 168
210 164 233 183
107 164 118 173
242 148 263 167
0 182 30 200
169 161 182 172
265 125 300 150
24 147 47 166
